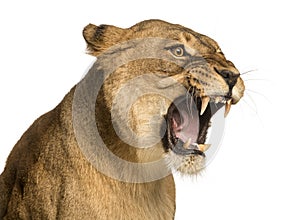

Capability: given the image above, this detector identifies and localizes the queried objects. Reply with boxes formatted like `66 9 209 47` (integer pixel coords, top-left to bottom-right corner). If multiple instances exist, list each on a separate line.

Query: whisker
240 69 258 75
244 91 258 113
189 87 196 119
185 86 193 118
244 78 270 83
245 89 271 103
190 87 195 118
240 96 264 126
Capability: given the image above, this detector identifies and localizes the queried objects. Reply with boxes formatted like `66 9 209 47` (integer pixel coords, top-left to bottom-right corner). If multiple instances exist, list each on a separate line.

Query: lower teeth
197 144 211 152
183 139 211 152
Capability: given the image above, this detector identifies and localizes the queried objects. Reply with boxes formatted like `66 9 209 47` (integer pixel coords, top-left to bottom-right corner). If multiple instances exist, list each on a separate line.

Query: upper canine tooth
200 96 210 115
183 138 192 149
224 99 232 117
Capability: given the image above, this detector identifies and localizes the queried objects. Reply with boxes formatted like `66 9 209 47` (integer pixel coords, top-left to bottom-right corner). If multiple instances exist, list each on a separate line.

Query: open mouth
163 95 231 157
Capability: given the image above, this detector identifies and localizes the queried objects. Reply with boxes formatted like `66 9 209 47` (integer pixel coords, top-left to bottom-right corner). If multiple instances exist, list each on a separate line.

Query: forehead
130 20 220 53
179 30 220 53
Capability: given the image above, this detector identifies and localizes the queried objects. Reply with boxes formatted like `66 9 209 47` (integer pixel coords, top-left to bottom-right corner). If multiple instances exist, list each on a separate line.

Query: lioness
0 19 244 219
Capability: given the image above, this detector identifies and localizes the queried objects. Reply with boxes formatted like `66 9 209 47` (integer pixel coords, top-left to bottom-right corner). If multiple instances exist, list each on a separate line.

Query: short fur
0 19 244 219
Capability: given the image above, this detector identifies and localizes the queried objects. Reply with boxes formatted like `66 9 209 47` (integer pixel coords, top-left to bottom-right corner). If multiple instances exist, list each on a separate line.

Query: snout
214 68 240 89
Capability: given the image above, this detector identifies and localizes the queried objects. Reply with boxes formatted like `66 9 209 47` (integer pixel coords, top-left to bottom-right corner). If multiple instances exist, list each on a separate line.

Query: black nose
214 68 239 89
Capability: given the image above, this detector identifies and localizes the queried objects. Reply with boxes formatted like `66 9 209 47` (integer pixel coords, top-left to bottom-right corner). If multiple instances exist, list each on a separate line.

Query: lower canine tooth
183 138 192 149
198 144 211 152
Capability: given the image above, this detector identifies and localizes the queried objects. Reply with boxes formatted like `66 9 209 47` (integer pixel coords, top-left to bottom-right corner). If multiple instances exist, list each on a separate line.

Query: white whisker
185 86 194 119
240 69 258 76
240 96 264 126
245 89 271 103
244 91 258 113
244 78 270 83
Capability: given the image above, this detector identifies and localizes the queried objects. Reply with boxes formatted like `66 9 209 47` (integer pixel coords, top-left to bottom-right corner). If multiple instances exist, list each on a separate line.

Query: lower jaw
164 150 206 175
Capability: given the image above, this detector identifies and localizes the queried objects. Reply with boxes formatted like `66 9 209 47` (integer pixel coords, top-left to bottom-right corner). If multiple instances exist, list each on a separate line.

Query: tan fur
0 19 244 219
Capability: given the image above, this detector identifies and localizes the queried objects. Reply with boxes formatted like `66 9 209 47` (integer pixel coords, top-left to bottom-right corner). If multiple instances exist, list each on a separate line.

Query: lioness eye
165 44 189 57
174 47 184 57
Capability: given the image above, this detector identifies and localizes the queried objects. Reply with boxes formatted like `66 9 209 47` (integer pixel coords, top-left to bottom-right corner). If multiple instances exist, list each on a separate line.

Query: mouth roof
171 99 199 144
163 95 226 156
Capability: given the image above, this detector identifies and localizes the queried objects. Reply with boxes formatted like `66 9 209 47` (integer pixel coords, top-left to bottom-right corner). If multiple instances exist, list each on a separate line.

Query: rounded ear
83 23 125 56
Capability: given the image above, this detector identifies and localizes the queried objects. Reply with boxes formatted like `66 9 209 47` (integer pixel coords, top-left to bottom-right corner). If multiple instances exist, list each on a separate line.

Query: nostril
214 68 239 88
214 67 234 78
219 70 232 79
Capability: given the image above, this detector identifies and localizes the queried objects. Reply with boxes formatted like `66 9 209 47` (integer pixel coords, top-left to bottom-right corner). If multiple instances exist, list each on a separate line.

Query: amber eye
173 47 184 57
165 44 189 57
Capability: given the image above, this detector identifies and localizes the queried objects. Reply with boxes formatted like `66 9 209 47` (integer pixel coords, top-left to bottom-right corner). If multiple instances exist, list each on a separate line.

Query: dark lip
162 95 224 156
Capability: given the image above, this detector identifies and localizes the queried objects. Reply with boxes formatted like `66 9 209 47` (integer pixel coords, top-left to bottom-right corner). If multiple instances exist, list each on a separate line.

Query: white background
0 0 299 219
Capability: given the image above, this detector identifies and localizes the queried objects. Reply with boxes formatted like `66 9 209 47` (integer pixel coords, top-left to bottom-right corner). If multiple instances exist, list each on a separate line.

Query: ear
83 23 125 56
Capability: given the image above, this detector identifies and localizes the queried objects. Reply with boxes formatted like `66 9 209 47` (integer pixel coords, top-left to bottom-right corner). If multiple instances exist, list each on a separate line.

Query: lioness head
81 19 245 176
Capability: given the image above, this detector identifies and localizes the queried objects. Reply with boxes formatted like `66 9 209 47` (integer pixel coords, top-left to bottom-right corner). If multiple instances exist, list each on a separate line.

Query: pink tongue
172 102 200 144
